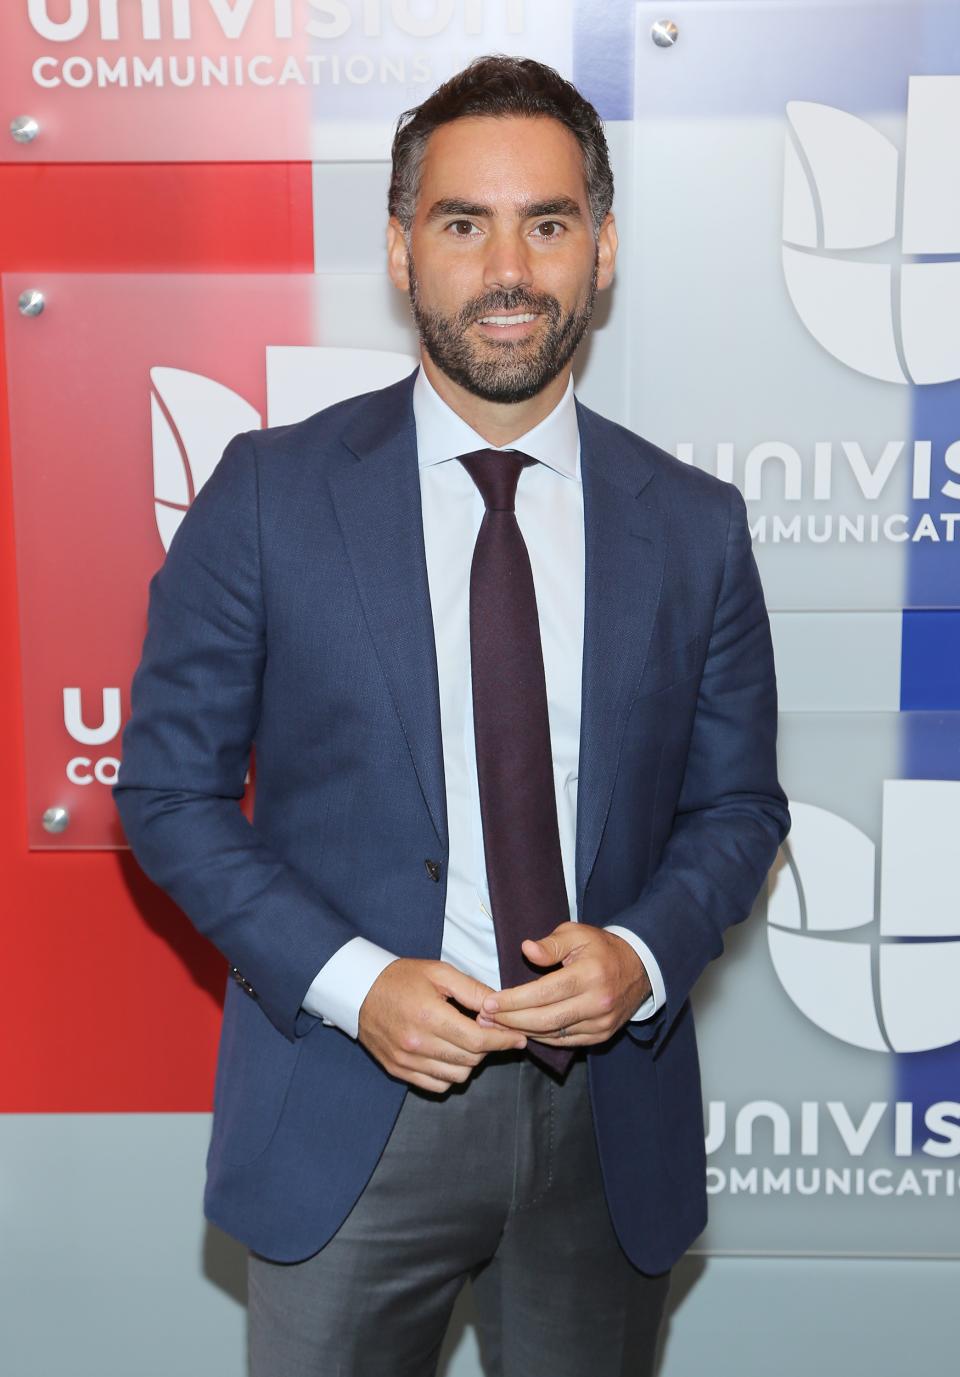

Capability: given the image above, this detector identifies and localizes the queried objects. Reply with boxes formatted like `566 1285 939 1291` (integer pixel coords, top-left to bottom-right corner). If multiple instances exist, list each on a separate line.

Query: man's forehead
417 115 590 216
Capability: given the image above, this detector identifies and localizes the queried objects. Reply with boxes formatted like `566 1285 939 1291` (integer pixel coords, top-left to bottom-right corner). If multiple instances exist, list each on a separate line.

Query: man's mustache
459 293 561 326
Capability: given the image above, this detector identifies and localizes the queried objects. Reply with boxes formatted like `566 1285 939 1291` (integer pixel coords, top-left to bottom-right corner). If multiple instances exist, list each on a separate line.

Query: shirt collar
412 361 580 482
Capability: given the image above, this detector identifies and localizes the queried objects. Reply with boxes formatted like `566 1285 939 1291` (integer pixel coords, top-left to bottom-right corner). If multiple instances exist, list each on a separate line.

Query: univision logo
149 346 414 551
26 0 526 41
782 75 960 384
767 781 960 1053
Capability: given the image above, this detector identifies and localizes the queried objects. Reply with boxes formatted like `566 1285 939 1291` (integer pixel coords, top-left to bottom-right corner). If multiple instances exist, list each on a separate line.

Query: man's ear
386 216 411 292
596 211 618 292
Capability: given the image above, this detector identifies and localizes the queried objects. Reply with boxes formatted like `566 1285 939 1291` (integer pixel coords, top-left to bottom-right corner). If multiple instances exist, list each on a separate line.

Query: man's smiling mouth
477 312 539 325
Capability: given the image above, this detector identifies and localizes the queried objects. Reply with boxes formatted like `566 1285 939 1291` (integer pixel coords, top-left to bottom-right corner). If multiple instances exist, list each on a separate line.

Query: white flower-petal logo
767 782 960 1052
150 367 261 552
149 347 418 551
782 76 960 384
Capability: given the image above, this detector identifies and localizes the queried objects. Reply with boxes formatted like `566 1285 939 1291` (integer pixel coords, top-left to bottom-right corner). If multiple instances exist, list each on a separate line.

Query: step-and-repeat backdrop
3 0 959 1264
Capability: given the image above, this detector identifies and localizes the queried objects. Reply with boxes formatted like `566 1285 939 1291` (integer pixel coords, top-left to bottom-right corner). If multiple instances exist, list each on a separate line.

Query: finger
429 1011 527 1058
407 1070 456 1093
478 1011 610 1037
520 936 565 967
476 1013 542 1038
399 1038 516 1086
532 1016 613 1040
520 924 585 967
520 934 582 967
481 967 583 1014
531 1032 591 1047
389 1034 476 1084
441 1023 528 1056
480 998 587 1035
428 962 495 1013
413 1058 474 1086
476 1002 595 1035
415 1033 498 1069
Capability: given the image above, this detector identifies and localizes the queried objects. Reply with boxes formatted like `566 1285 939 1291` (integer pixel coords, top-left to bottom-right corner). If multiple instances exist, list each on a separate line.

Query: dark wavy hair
388 54 614 237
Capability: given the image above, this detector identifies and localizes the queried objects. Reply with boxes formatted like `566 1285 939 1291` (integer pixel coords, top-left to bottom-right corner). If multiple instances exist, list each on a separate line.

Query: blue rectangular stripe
572 0 636 119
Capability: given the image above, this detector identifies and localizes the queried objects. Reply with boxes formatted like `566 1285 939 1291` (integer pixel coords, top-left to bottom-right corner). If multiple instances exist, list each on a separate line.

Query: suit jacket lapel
574 400 667 913
328 372 668 901
329 369 449 852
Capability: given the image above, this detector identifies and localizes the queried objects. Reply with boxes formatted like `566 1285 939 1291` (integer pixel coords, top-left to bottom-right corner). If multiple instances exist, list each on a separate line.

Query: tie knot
457 448 537 513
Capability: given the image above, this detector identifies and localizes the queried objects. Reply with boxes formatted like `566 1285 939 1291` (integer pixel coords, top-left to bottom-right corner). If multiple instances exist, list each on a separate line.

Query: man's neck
419 351 571 448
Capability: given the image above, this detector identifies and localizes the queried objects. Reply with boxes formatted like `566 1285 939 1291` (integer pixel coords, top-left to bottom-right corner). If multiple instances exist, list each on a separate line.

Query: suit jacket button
424 858 441 882
230 966 257 998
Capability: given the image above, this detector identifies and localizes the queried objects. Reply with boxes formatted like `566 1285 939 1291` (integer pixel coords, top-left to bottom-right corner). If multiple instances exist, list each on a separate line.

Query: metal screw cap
42 806 69 834
18 289 45 317
651 19 679 48
10 115 39 144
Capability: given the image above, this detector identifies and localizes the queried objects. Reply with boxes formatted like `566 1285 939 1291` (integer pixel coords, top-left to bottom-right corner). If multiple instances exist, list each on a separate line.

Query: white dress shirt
302 364 665 1038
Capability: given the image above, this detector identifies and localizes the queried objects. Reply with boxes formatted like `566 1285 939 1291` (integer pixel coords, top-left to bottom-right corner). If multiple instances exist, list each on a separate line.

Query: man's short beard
406 250 599 404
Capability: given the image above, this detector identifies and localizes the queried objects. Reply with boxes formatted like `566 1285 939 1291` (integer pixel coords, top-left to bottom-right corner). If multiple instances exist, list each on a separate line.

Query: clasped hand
356 923 650 1094
477 922 651 1046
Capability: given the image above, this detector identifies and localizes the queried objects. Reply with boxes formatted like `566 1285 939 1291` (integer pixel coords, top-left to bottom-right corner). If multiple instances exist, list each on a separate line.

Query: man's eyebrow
424 199 493 223
423 196 584 224
519 197 583 220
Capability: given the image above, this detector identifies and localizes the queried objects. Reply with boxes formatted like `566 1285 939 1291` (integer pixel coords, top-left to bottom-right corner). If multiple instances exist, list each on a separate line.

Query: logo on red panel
149 347 414 548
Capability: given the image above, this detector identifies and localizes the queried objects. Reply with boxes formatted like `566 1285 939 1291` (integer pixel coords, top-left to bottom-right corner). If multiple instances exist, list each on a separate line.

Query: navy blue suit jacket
114 365 789 1272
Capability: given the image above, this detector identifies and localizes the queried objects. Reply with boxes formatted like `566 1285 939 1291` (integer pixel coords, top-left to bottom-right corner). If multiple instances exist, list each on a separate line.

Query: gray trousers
247 1048 670 1377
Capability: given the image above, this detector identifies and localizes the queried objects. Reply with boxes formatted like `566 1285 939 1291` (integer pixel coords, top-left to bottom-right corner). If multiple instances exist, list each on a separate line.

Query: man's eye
533 221 564 238
447 220 479 236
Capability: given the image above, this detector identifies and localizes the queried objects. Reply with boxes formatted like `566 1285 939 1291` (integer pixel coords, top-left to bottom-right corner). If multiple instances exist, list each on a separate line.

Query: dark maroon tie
458 448 574 1076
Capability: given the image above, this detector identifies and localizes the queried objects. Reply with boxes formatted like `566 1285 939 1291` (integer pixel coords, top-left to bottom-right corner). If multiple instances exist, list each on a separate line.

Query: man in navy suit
115 54 789 1377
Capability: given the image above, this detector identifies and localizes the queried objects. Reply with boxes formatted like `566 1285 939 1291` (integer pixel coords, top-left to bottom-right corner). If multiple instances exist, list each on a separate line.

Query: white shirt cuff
301 937 401 1040
603 925 666 1021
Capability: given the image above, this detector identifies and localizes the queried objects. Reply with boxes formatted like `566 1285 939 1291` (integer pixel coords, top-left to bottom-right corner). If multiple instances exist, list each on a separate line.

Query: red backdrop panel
0 162 313 1111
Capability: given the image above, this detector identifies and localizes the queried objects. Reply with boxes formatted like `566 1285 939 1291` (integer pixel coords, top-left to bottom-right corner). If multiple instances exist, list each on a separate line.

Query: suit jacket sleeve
113 432 358 1043
613 480 790 1051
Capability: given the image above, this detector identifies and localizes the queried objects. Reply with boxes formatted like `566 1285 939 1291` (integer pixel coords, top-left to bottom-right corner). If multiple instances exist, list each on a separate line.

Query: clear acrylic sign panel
1 270 419 849
629 0 960 610
695 709 960 1257
0 0 572 162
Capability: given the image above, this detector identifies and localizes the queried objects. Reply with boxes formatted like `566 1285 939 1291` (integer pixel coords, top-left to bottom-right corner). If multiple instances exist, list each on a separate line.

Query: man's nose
482 231 533 292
